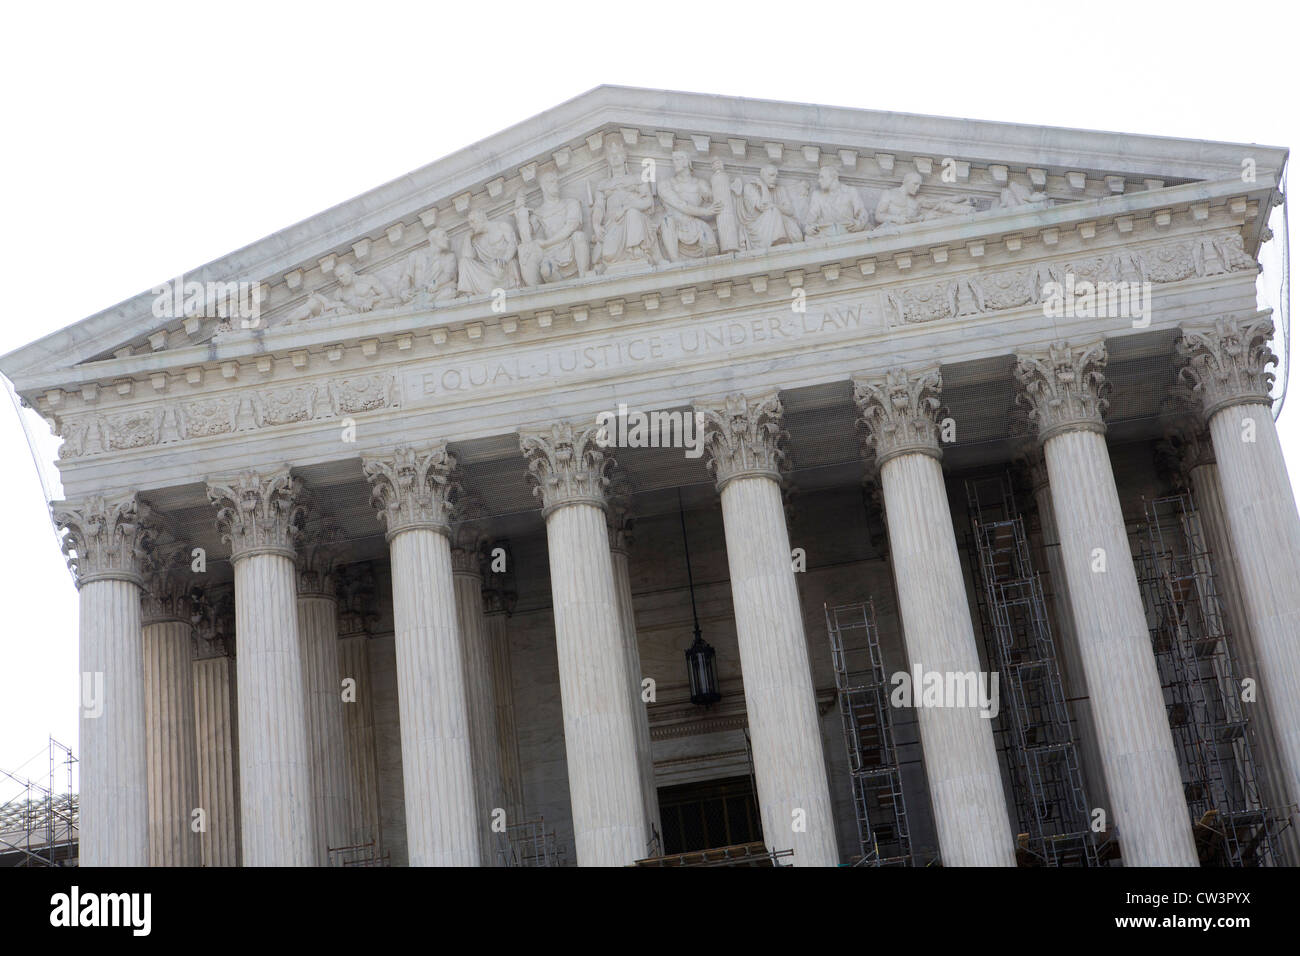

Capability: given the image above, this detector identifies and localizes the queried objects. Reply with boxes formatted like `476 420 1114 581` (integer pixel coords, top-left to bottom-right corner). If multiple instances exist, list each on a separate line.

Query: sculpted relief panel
259 131 1079 329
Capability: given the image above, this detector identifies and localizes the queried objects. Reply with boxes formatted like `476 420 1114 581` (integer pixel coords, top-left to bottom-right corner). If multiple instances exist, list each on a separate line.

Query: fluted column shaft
855 369 1014 866
545 503 648 864
1180 316 1300 842
1043 430 1196 864
485 608 525 824
609 535 660 844
452 560 505 865
1018 342 1196 866
54 494 151 867
338 634 383 850
80 577 149 866
698 394 837 866
193 654 240 866
208 470 318 866
232 552 317 865
521 422 649 866
388 528 479 865
143 619 199 865
1180 451 1298 855
880 453 1017 865
298 591 351 859
364 443 480 866
1028 466 1111 814
718 475 840 865
1204 402 1300 809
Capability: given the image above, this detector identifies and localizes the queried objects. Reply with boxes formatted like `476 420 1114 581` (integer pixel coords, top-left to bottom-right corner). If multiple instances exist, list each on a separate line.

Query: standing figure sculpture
515 167 590 286
457 208 521 297
658 150 721 262
399 227 458 306
805 166 869 237
738 164 804 250
591 136 661 270
709 159 743 254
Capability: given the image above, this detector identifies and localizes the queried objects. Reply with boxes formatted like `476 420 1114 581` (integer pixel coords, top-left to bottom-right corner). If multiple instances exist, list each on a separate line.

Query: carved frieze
58 373 398 460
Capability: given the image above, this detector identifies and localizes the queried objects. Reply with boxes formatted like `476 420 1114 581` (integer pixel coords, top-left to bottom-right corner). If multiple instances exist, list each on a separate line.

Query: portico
5 87 1294 867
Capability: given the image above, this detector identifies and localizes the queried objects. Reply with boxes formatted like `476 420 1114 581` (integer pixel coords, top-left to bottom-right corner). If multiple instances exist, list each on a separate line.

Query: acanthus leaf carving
206 468 304 559
853 366 944 465
697 391 787 488
51 492 156 586
519 420 612 514
362 443 458 538
1015 340 1110 442
1177 314 1277 418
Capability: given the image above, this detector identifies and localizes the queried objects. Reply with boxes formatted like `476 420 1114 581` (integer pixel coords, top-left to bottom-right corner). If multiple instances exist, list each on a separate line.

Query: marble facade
3 87 1295 867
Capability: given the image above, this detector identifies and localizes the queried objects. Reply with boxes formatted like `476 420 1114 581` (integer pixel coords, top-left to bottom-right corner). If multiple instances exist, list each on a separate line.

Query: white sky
0 0 1294 796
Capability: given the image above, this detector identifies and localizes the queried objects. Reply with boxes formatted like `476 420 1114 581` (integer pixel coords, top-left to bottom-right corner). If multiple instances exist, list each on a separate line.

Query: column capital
207 468 303 562
607 469 635 554
697 391 787 490
336 563 378 638
52 492 155 588
296 518 344 599
1015 340 1109 443
520 421 611 516
191 584 235 659
141 537 195 625
1177 314 1277 419
362 443 458 539
852 366 944 467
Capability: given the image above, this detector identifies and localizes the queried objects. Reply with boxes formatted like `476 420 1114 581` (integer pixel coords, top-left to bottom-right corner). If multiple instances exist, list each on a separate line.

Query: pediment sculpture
270 130 1075 327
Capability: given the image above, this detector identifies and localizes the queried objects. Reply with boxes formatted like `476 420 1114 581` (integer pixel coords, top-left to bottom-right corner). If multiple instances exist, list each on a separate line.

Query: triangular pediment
1 85 1286 387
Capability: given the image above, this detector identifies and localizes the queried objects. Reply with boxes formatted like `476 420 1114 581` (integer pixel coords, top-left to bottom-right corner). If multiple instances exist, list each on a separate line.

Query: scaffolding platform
825 601 912 866
635 841 794 867
966 475 1098 867
1133 493 1289 867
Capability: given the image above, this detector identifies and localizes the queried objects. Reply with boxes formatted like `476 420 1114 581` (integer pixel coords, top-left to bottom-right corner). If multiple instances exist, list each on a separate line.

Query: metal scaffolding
1132 492 1288 867
965 475 1097 867
825 601 912 866
496 817 566 867
0 737 77 867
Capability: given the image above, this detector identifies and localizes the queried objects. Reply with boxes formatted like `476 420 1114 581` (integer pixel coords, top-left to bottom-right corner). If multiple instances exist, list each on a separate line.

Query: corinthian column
53 494 153 866
192 590 240 867
697 393 838 867
295 516 352 862
483 588 525 826
520 422 648 866
1179 315 1300 815
607 496 660 844
854 369 1016 867
207 469 317 866
336 565 382 852
1016 341 1196 866
449 517 505 866
140 544 200 866
363 444 478 866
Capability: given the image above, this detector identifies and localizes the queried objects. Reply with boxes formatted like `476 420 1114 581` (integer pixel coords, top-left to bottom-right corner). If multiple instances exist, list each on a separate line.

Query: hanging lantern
685 632 721 706
677 488 720 706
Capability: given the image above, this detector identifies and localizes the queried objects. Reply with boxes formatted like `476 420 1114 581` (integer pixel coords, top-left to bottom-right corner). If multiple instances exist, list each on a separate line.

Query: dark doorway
657 776 763 854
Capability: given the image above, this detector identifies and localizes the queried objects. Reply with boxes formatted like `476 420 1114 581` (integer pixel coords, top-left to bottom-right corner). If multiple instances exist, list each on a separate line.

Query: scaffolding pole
965 475 1097 867
1133 492 1288 867
825 601 912 866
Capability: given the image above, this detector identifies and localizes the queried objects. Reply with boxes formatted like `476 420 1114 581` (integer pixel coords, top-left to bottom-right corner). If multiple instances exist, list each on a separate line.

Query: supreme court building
2 87 1296 867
